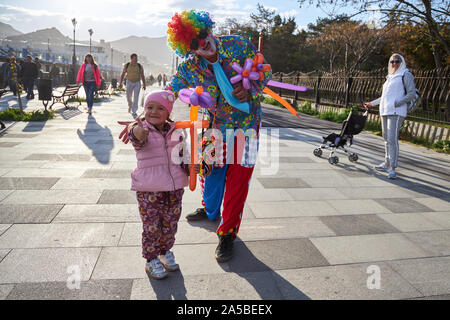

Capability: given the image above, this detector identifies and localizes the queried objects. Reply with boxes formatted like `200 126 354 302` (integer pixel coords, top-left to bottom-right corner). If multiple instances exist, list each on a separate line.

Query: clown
123 10 272 262
167 10 272 262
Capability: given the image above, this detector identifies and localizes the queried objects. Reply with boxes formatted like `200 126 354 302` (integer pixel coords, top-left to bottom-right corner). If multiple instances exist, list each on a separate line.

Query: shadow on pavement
77 114 113 164
145 271 188 300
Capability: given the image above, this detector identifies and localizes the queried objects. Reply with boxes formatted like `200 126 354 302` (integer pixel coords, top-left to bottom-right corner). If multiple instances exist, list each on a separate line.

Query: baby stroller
313 109 367 165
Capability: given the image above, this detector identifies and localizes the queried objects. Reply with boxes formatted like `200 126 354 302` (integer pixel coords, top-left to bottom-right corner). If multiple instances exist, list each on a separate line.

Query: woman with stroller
364 54 417 179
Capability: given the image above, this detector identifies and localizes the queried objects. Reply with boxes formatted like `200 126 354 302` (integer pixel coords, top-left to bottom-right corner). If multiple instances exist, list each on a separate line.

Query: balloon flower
175 86 212 191
230 59 260 90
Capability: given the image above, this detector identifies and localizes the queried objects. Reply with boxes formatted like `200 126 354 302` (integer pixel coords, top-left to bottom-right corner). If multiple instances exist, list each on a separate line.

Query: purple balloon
232 62 243 74
179 89 193 104
243 78 251 90
256 64 264 71
230 74 242 84
249 72 260 81
243 58 253 71
190 92 199 106
199 93 214 108
268 80 308 92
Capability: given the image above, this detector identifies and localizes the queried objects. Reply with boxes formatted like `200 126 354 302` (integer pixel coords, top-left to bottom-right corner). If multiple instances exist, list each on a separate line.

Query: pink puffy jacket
131 121 189 192
76 63 101 86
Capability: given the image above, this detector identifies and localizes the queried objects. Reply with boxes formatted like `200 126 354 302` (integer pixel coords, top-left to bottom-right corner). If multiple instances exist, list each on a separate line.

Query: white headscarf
388 53 407 77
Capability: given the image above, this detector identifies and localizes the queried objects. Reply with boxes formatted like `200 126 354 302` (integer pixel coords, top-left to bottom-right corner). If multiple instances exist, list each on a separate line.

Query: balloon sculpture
175 86 211 191
230 53 308 119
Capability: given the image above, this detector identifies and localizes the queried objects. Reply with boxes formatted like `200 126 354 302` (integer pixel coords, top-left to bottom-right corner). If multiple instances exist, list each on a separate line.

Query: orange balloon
263 87 300 119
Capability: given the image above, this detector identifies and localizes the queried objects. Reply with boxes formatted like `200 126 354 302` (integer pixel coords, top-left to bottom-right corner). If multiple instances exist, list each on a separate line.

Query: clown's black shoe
215 234 234 263
186 208 207 221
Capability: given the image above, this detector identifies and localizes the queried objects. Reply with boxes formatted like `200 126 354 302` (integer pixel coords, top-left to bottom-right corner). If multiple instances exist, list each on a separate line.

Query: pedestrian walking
34 57 41 89
76 54 102 115
364 53 417 179
127 90 189 279
157 73 162 87
20 55 38 100
119 53 146 116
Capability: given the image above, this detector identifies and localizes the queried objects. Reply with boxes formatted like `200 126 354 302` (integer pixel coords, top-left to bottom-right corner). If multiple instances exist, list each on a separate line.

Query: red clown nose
198 38 206 48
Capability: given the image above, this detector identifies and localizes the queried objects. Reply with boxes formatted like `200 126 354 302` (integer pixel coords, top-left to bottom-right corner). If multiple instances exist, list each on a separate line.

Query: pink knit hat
144 90 175 114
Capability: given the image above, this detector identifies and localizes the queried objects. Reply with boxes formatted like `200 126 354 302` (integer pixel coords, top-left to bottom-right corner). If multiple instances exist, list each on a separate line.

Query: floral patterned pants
136 189 184 261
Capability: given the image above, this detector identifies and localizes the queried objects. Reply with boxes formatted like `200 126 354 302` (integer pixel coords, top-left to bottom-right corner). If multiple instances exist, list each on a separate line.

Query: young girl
76 54 101 115
128 90 189 280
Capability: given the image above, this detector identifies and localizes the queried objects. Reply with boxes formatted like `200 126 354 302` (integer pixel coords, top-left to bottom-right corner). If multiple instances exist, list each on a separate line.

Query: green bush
67 97 102 103
432 140 450 154
262 96 284 108
298 101 319 116
0 108 56 121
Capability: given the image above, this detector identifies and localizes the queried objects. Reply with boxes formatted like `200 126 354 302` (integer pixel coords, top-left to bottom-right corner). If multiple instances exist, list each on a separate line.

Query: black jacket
20 62 38 78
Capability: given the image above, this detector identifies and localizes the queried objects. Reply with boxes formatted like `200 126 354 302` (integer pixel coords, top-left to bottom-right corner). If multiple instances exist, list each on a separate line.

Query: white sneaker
159 251 179 272
145 258 168 280
375 162 389 171
387 167 397 179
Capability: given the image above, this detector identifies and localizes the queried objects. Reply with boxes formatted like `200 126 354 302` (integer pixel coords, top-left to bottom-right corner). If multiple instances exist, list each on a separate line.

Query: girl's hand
364 102 372 110
133 118 149 142
118 121 132 144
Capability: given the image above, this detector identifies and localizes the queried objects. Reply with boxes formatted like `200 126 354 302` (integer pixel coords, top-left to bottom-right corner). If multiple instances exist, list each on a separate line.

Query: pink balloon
243 78 251 90
244 59 253 71
232 62 243 74
249 72 260 81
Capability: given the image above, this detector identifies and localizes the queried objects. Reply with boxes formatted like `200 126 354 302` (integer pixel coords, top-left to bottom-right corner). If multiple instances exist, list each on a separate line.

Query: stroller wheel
328 156 339 165
349 153 359 162
313 148 323 157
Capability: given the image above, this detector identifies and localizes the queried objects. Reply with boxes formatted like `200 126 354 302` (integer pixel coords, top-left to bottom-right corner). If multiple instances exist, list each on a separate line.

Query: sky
0 0 369 41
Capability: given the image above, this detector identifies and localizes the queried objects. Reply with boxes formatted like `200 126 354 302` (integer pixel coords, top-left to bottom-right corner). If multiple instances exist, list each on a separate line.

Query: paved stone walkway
0 86 449 300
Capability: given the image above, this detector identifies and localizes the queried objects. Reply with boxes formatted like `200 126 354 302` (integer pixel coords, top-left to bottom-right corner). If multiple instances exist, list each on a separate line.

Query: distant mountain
0 22 23 39
6 27 71 44
110 35 173 66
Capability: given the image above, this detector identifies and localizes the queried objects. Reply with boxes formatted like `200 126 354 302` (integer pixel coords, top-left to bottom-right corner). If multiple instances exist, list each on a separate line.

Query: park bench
42 83 82 111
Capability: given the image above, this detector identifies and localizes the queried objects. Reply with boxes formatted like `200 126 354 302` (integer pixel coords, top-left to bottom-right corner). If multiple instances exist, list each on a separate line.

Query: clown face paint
194 31 217 62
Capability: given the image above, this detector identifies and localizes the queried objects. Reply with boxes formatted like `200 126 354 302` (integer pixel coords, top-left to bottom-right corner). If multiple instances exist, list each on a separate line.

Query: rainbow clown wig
167 10 215 58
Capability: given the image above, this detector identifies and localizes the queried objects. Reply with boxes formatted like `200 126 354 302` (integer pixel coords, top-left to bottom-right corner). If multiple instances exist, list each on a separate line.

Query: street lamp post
71 18 77 83
88 29 93 53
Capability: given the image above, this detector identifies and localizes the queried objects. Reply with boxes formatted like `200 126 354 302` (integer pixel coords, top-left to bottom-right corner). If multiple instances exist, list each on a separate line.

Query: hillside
110 35 172 66
0 22 23 39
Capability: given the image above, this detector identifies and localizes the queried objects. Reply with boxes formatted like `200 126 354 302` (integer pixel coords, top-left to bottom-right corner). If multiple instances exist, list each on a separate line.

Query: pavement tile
274 262 422 300
247 201 339 218
374 198 434 213
0 249 10 261
319 214 400 236
6 279 133 300
1 190 102 205
410 294 450 300
377 213 448 232
337 187 415 199
257 178 311 189
387 257 450 297
285 188 348 201
98 190 137 204
279 157 315 163
3 168 87 178
227 239 330 273
130 272 286 300
0 204 63 224
0 190 13 202
0 134 38 139
327 199 393 214
414 198 450 212
0 142 22 148
0 223 123 249
81 169 131 179
403 230 450 256
0 248 101 283
419 212 450 228
53 204 139 223
0 225 11 236
246 189 295 202
0 284 14 300
51 178 131 190
310 233 433 265
0 177 60 190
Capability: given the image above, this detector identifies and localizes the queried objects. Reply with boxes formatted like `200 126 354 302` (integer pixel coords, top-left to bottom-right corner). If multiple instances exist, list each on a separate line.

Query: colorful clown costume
166 34 272 239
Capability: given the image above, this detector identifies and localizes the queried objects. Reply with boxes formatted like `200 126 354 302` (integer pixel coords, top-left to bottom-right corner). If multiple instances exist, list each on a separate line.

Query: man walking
34 57 41 89
20 55 38 99
119 53 146 115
